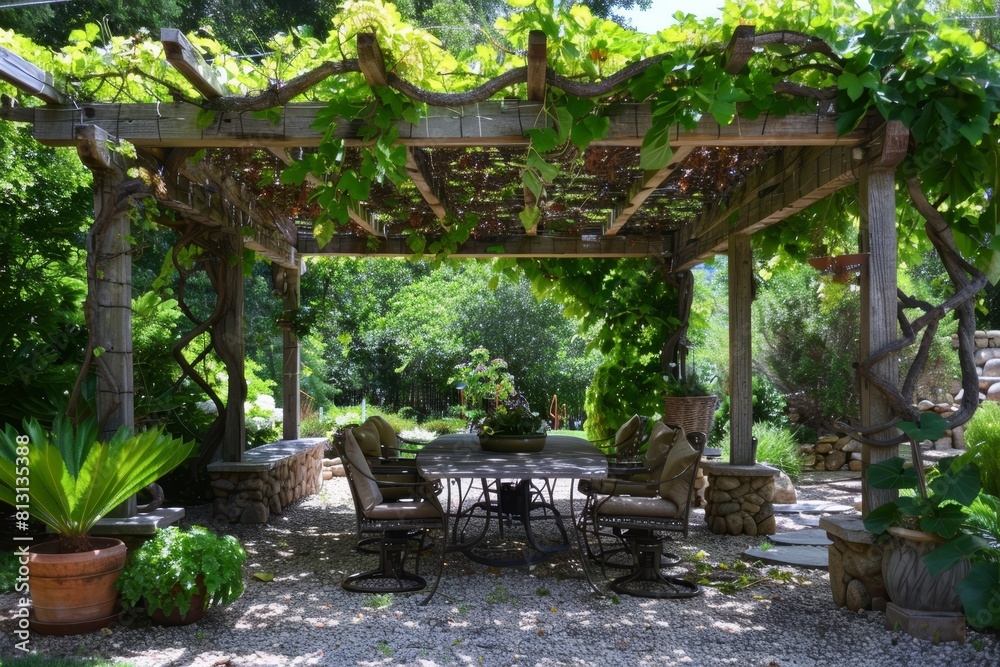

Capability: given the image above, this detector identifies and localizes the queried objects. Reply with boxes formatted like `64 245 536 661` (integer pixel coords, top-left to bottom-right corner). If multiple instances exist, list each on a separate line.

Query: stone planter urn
883 526 968 612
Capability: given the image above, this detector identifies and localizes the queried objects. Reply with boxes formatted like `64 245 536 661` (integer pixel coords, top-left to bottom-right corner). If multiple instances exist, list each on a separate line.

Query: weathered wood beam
523 30 547 236
273 262 302 441
859 120 908 514
728 231 754 465
264 146 384 237
604 146 694 236
723 26 755 75
673 144 858 270
405 148 447 220
0 46 67 105
161 28 229 100
357 33 388 88
527 30 547 102
174 158 299 266
25 102 870 149
299 233 670 258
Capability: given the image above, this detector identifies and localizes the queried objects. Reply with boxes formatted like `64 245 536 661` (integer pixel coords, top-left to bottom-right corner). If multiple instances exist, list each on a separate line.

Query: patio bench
207 437 328 524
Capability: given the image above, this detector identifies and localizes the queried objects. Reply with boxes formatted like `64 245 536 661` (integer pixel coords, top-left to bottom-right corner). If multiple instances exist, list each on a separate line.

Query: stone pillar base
886 602 966 643
702 462 777 536
820 515 886 612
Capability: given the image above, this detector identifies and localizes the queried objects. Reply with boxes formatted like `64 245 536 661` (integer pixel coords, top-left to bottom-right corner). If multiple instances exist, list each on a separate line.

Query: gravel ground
2 472 998 667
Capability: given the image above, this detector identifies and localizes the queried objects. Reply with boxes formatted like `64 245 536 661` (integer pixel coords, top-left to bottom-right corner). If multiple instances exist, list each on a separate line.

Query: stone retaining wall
208 438 327 524
703 462 777 536
953 329 1000 402
801 399 965 471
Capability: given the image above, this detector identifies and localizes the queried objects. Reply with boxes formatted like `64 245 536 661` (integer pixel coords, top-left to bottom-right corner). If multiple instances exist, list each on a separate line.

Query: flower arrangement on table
474 395 548 452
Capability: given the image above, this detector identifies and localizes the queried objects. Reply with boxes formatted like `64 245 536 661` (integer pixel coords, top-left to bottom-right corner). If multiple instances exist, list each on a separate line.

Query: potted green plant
475 395 547 453
0 415 194 634
117 525 247 625
864 413 982 613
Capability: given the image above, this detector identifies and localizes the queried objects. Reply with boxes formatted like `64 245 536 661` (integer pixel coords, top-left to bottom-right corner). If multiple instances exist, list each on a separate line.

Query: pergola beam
0 45 67 105
405 148 448 220
299 233 671 258
161 29 229 100
19 102 869 149
672 144 858 270
604 146 694 235
723 26 755 74
174 158 299 267
357 33 388 88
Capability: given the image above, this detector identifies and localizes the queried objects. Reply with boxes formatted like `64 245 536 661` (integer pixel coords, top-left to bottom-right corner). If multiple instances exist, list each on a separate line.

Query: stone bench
207 437 328 524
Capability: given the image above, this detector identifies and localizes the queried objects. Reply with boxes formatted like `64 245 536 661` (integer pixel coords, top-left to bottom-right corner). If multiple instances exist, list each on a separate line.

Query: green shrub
752 422 805 481
711 375 790 445
118 526 246 617
966 401 1000 497
753 266 859 430
300 415 333 438
420 418 463 435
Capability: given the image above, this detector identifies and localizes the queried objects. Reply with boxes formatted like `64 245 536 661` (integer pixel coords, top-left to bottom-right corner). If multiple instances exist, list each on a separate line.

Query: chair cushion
344 430 383 512
352 421 382 458
366 499 442 521
658 430 699 507
367 415 398 452
642 421 682 473
614 414 642 452
593 494 681 518
581 478 657 497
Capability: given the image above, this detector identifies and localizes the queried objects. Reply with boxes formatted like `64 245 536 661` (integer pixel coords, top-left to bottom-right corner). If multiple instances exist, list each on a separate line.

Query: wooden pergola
0 27 911 516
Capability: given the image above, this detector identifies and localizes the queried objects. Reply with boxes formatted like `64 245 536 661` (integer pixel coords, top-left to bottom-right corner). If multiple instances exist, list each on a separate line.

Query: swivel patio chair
585 428 706 599
336 426 428 553
334 429 445 594
578 420 691 565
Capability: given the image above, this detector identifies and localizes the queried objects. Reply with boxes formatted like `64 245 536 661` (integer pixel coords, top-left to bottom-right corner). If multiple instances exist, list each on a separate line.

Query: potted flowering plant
475 395 547 453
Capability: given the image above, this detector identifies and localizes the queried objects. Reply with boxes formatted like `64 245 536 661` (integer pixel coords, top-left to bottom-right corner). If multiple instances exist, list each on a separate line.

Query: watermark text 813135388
12 433 32 651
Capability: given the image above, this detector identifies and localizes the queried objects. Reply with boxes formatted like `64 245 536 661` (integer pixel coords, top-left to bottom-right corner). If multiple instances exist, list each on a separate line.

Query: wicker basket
662 395 718 436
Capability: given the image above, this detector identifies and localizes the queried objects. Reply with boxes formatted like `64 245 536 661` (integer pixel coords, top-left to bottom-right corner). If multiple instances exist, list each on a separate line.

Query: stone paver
743 545 829 569
771 528 833 546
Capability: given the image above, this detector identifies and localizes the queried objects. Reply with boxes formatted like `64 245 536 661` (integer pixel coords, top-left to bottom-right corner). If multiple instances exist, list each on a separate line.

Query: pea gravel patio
2 472 998 667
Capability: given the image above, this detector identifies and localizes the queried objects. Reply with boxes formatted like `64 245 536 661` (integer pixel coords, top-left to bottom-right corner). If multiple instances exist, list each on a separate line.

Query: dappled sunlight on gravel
0 473 997 666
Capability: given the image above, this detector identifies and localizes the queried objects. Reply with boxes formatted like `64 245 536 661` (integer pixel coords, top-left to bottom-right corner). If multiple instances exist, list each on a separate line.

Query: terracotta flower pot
28 537 127 631
149 575 209 626
882 526 969 612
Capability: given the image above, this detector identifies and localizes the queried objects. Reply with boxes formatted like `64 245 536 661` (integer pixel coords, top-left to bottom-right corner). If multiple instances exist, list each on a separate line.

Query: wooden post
276 262 302 440
217 224 247 462
728 231 754 465
78 129 136 517
859 121 908 514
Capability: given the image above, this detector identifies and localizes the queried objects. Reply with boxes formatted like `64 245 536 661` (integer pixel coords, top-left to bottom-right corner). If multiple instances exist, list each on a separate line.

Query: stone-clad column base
702 462 777 536
820 515 886 612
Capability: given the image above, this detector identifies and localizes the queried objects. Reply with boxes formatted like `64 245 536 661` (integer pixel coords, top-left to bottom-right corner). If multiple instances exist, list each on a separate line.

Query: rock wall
208 438 326 524
954 329 1000 402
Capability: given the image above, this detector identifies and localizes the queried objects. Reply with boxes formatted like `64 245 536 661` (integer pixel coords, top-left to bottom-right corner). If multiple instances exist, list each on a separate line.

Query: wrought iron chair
585 428 706 599
334 428 446 594
335 426 427 553
579 420 688 564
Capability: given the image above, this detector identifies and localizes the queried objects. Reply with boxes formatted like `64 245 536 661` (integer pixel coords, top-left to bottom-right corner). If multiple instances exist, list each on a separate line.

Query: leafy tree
512 258 679 439
0 0 189 49
0 122 92 427
752 263 860 431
